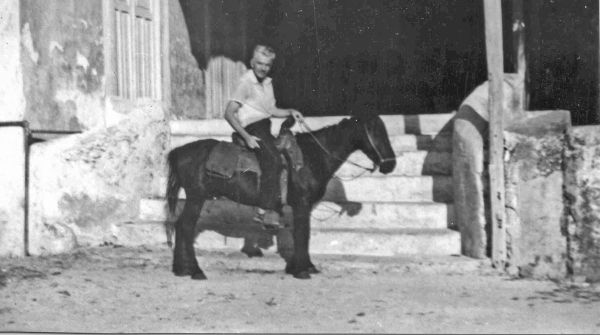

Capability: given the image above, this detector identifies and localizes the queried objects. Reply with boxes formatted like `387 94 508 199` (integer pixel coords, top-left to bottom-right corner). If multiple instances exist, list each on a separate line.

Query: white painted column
0 0 27 256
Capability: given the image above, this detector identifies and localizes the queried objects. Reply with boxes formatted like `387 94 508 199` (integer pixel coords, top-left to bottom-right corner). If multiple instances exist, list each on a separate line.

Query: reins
296 118 377 174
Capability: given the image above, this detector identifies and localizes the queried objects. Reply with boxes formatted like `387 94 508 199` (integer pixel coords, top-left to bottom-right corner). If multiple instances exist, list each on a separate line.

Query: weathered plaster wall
28 105 169 255
453 74 524 258
21 0 104 131
169 0 206 120
0 0 27 257
565 126 600 282
0 0 25 122
504 111 571 279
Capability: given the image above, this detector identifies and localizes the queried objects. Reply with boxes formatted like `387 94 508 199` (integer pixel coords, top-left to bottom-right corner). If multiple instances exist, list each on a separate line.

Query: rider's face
251 54 273 80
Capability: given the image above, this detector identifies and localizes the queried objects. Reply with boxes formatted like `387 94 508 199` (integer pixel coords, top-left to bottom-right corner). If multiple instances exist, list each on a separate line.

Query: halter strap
363 123 396 165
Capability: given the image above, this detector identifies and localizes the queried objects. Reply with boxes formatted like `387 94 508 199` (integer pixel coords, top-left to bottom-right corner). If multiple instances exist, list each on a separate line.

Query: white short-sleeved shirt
229 70 276 127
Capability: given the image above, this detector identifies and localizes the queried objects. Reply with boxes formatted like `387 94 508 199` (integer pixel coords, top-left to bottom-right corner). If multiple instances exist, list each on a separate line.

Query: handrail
0 121 30 256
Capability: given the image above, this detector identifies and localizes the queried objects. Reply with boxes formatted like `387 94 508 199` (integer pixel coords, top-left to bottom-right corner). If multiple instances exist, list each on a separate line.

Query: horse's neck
309 124 358 180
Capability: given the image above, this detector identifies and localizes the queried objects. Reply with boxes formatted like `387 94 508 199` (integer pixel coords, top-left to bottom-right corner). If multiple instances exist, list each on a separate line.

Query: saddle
205 127 304 204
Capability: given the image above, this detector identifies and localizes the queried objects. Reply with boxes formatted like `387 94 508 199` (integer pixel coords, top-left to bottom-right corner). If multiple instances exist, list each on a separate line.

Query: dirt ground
1 244 600 333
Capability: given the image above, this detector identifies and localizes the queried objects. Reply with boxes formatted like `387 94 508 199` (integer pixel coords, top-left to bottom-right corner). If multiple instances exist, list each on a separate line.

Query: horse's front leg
285 203 317 279
172 195 206 280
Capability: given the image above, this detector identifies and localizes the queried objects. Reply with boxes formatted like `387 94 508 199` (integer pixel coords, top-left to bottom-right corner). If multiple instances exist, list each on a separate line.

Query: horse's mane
295 118 354 145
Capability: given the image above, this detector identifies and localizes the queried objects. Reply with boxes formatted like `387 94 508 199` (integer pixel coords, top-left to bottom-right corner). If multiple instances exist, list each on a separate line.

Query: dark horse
166 114 396 280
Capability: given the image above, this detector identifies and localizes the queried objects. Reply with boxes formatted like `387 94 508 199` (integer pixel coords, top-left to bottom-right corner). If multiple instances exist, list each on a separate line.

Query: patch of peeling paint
21 23 39 63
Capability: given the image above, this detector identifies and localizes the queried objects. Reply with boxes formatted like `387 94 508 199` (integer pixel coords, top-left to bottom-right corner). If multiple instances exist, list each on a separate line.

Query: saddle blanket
205 141 261 179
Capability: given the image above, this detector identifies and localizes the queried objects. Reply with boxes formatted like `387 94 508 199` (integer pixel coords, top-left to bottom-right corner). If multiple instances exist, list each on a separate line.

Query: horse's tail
166 149 181 216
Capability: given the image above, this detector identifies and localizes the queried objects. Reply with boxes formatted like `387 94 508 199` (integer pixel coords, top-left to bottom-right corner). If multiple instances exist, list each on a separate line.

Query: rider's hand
244 135 261 149
290 109 304 122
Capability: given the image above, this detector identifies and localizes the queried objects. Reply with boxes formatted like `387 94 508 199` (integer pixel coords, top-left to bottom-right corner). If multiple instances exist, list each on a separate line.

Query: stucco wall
169 0 206 120
21 0 104 131
0 0 27 257
28 105 169 255
565 126 600 282
18 0 172 255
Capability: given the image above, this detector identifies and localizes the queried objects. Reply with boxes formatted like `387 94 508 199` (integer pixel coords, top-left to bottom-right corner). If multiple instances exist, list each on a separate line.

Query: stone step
307 228 461 256
139 198 454 230
336 151 451 177
149 175 453 203
112 221 460 257
170 133 454 153
323 175 453 203
170 113 455 137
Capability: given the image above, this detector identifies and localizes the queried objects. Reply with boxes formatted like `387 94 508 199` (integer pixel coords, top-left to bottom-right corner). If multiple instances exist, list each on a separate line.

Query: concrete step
336 150 451 177
170 133 454 153
170 113 455 137
112 221 460 257
139 198 454 230
149 175 453 203
323 175 453 203
307 228 461 256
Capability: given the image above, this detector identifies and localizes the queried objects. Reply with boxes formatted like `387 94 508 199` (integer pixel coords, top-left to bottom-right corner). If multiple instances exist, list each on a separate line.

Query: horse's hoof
173 267 191 277
191 271 207 280
308 266 320 274
241 247 264 258
293 271 311 280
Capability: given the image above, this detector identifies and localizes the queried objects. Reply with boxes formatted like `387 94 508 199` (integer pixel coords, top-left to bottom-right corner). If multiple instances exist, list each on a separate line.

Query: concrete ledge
170 113 455 137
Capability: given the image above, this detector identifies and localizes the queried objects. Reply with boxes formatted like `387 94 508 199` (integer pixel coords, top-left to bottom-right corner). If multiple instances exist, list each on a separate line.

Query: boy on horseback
224 44 304 229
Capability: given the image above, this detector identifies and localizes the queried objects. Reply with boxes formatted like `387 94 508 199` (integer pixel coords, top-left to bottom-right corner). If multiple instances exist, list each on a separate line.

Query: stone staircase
130 113 460 257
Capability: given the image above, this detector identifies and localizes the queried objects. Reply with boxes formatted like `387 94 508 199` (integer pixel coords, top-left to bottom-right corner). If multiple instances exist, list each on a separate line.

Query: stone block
504 110 571 279
564 125 600 282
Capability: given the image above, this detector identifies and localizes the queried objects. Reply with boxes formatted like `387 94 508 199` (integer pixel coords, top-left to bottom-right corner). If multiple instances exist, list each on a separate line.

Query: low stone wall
504 110 571 279
28 105 169 255
565 126 600 282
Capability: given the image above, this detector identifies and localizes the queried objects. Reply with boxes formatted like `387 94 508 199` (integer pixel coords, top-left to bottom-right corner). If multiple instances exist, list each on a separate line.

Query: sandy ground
1 244 600 333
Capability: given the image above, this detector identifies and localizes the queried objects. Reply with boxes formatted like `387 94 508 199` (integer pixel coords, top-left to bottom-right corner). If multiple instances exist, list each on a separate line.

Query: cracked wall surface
21 0 104 131
28 105 169 255
504 111 571 279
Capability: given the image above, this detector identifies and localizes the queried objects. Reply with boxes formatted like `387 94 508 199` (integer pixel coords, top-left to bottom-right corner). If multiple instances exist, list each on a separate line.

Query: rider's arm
269 107 304 121
224 101 260 149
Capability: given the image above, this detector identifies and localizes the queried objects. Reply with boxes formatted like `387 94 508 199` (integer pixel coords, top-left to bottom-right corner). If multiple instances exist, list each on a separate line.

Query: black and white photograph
1 0 600 333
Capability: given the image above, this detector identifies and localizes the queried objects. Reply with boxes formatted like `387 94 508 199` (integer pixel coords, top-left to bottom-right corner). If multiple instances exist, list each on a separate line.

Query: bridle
297 117 391 174
363 123 396 166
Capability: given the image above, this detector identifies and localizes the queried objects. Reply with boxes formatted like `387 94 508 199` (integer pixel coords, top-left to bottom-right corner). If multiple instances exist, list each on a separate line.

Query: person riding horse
223 45 304 229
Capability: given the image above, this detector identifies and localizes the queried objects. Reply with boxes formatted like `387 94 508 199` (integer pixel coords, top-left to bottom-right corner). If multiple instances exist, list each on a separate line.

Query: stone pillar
0 0 27 256
504 110 571 279
565 126 600 282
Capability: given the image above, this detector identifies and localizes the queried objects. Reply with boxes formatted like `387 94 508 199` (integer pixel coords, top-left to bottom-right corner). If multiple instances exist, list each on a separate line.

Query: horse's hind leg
241 237 264 258
172 194 206 280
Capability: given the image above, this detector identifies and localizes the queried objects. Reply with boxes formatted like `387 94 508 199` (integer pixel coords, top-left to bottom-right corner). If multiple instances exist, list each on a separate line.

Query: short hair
252 45 276 62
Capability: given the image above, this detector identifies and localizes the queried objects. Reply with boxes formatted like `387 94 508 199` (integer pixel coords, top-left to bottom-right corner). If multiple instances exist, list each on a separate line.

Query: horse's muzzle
379 158 396 174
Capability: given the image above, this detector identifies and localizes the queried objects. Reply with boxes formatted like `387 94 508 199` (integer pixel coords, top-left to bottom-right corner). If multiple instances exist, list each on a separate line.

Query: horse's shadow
165 178 362 261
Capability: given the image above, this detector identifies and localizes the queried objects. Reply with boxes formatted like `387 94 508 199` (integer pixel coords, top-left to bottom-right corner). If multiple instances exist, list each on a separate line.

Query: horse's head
351 114 396 174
